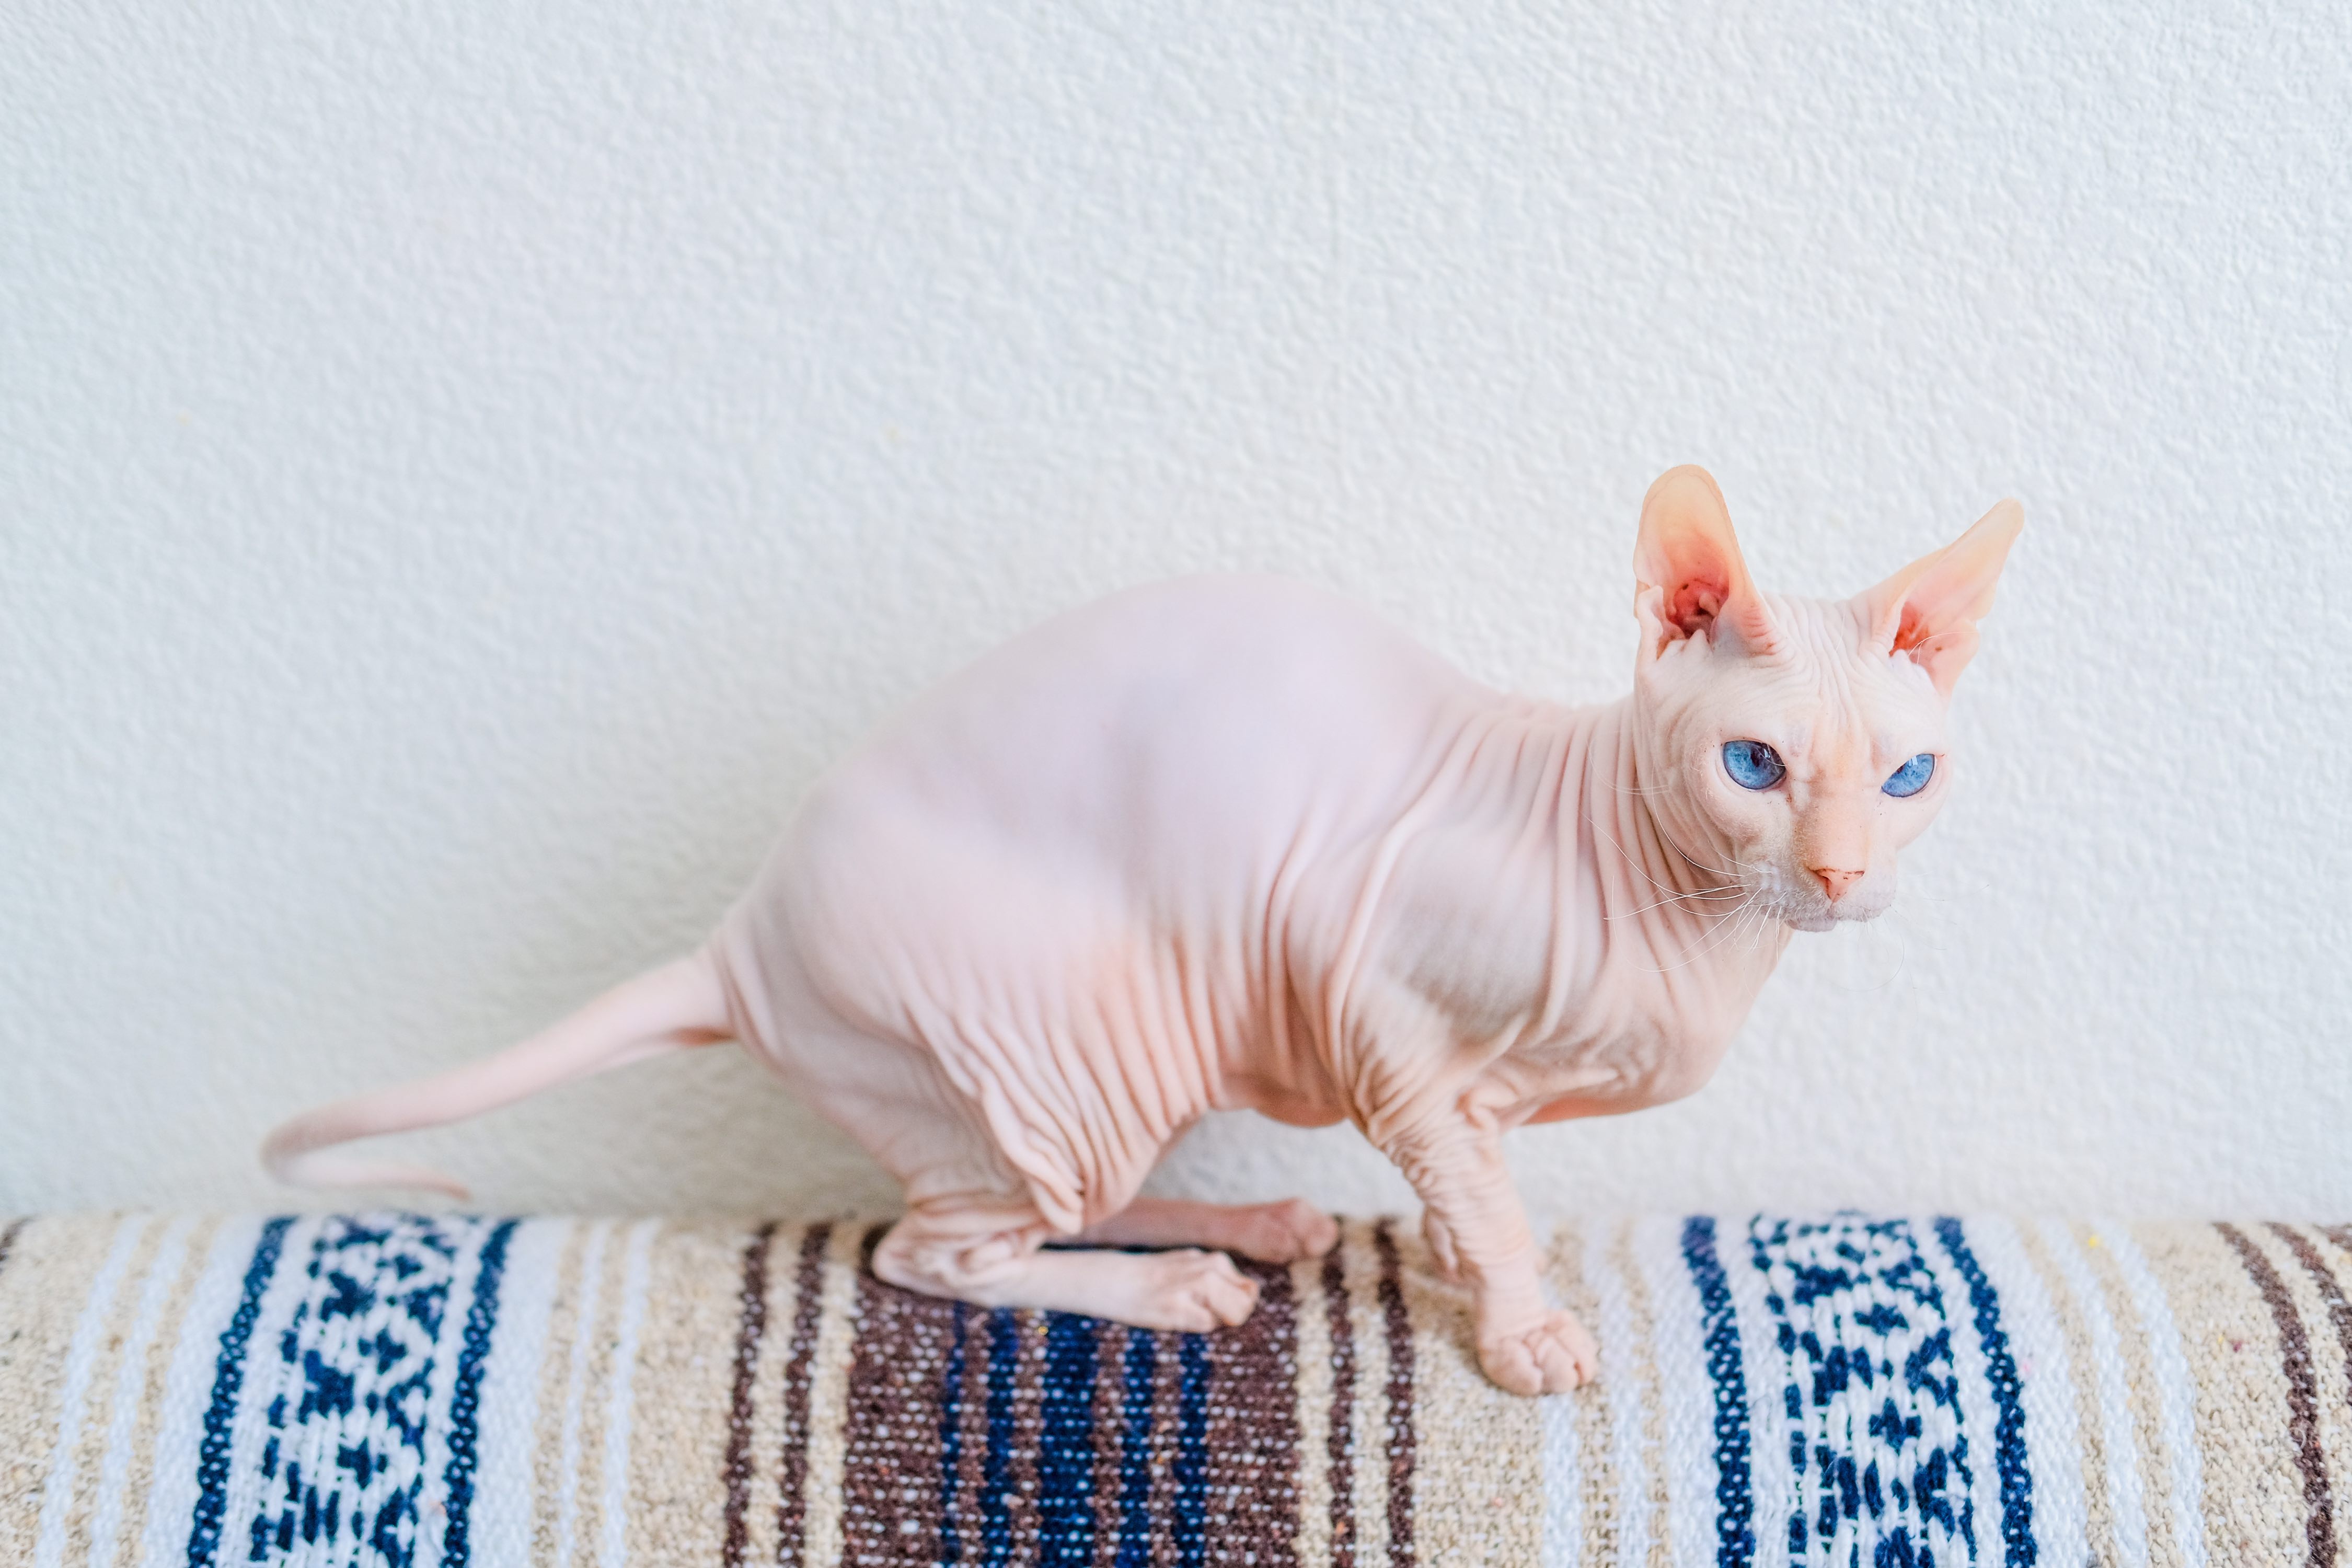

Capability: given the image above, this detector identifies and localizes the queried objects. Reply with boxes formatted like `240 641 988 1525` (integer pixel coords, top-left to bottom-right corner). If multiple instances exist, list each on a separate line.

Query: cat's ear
1857 499 2024 697
1633 465 1778 658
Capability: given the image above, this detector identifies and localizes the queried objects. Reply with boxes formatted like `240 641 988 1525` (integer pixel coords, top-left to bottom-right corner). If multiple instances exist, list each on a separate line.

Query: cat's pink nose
1811 867 1864 902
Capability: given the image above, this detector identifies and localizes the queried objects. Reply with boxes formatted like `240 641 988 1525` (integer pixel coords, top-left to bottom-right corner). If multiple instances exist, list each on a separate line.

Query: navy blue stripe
1682 1217 1757 1567
1172 1332 1209 1567
1115 1329 1156 1568
188 1215 294 1568
938 1302 970 1566
982 1307 1019 1566
1039 1314 1098 1565
1932 1217 2036 1567
439 1218 517 1568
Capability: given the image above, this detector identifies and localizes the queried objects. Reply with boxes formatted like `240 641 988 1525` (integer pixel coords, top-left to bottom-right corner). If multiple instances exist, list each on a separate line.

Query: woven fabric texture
0 1212 2342 1566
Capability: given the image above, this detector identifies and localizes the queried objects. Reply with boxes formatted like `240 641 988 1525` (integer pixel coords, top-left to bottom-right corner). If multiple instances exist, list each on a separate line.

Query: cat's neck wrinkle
1587 698 1779 991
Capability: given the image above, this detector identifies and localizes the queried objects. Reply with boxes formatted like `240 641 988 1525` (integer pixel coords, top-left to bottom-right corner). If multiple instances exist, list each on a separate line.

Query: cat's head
1627 466 2021 933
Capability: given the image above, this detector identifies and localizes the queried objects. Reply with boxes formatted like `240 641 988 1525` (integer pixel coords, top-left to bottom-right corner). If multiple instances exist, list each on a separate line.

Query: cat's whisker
1589 819 1691 902
1591 818 1746 907
1668 841 1744 879
1603 882 1746 921
1646 892 1770 974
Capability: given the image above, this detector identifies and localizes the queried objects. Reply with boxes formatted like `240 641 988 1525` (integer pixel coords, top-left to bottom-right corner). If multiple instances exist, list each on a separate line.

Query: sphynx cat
266 466 2021 1396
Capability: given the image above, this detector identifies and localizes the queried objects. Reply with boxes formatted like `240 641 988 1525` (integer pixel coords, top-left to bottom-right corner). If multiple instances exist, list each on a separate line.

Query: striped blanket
0 1214 2342 1566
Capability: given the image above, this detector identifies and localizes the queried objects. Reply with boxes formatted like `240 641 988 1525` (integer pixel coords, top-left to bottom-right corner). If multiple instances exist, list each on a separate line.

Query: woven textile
1 1214 2345 1566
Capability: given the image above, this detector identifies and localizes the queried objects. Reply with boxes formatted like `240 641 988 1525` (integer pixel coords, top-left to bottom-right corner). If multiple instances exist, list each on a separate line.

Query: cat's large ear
1633 465 1778 658
1856 499 2024 697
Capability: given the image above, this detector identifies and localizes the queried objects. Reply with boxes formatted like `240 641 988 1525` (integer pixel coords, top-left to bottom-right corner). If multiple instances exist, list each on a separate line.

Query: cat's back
767 574 1492 940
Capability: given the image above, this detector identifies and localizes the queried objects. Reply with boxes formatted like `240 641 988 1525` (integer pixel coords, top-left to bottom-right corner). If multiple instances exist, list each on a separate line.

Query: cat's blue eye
1882 753 1935 798
1721 740 1785 790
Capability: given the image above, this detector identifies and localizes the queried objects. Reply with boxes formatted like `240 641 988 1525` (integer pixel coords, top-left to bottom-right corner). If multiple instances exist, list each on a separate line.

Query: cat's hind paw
1231 1198 1341 1263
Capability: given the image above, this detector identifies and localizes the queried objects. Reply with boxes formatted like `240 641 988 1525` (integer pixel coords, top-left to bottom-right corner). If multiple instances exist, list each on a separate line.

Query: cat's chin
1786 910 1841 933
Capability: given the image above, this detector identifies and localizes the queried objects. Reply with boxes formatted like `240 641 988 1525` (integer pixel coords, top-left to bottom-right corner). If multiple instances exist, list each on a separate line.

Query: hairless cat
266 466 2020 1396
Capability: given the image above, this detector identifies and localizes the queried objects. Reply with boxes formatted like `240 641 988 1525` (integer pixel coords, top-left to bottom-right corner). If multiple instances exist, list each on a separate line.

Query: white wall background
5 2 2348 1220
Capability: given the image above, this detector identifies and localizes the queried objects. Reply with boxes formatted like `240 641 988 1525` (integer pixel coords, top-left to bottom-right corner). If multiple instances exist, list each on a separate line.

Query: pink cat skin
265 467 2020 1396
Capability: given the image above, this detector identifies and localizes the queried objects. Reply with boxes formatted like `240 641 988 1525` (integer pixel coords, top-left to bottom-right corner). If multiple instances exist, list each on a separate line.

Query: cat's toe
1234 1198 1340 1263
1478 1308 1600 1396
1139 1249 1261 1331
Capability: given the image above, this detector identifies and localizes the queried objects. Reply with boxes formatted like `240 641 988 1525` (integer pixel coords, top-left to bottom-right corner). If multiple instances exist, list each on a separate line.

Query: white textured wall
5 3 2348 1220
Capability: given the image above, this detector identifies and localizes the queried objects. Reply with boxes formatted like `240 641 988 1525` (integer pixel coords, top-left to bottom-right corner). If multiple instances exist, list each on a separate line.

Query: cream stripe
2035 1217 2152 1565
741 1225 809 1568
1397 1222 1541 1567
2106 1224 2210 1566
622 1221 756 1567
2017 1217 2124 1566
794 1220 867 1568
1585 1219 1654 1568
2074 1220 2186 1566
572 1220 635 1568
102 1213 217 1568
130 1217 268 1568
1612 1219 1670 1568
2135 1221 2305 1563
477 1218 572 1568
597 1219 659 1568
82 1215 194 1568
1540 1223 1586 1568
532 1220 597 1565
32 1214 148 1568
1346 1220 1394 1568
1630 1216 1711 1568
1964 1217 2092 1565
56 1216 173 1568
1553 1222 1624 1567
1290 1251 1336 1568
551 1219 614 1568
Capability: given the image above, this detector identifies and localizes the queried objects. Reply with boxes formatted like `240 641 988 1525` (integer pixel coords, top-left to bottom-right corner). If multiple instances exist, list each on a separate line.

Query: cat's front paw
1131 1248 1262 1333
1477 1308 1599 1396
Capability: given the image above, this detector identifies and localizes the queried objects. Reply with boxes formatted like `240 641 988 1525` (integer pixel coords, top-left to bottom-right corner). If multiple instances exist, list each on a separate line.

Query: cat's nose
1811 867 1864 902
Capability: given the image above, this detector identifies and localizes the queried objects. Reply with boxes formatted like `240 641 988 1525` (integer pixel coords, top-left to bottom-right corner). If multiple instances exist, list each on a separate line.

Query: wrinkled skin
264 466 2020 1396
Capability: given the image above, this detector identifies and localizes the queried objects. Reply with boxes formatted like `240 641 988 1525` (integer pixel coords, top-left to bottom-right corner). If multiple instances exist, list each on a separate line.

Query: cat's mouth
1787 895 1889 933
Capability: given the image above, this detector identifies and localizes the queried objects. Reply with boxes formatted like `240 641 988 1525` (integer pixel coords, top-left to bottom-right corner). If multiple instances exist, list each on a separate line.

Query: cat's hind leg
1077 1196 1340 1264
873 1195 1261 1331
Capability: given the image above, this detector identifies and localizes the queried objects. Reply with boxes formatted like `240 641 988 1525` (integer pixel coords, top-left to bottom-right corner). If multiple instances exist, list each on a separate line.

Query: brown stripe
0 1217 27 1279
1009 1309 1044 1562
720 1222 778 1568
2275 1226 2352 1414
775 1221 834 1568
840 1224 952 1565
1373 1220 1416 1566
2219 1221 2336 1566
958 1302 990 1563
1093 1321 1129 1568
1206 1258 1302 1565
1321 1248 1358 1568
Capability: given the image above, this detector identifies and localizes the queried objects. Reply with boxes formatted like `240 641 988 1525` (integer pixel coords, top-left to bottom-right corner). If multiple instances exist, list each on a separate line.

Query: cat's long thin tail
261 950 733 1197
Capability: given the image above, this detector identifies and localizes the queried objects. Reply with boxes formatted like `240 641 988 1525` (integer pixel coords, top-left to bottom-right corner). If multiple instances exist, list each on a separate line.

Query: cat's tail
261 950 734 1197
